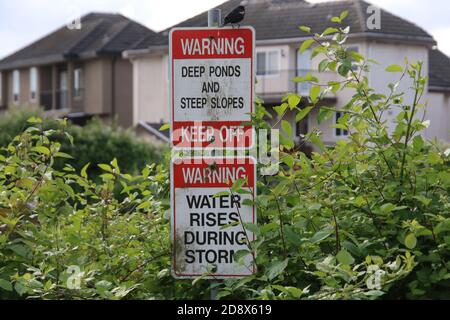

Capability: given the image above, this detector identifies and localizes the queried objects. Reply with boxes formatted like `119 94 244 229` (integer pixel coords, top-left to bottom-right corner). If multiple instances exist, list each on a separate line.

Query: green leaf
380 203 395 213
137 201 151 210
65 132 74 145
299 26 311 33
322 27 339 36
213 191 230 198
32 146 50 156
340 10 349 21
300 39 314 53
54 152 74 159
310 228 333 243
331 17 341 23
309 132 325 151
405 233 417 249
414 195 432 206
81 163 90 179
386 64 403 73
282 155 294 168
285 226 303 245
434 219 450 235
27 117 42 124
413 135 424 151
317 108 333 124
288 94 301 109
281 120 292 137
295 106 313 122
318 59 329 72
98 164 113 172
243 223 260 235
0 279 13 292
336 249 355 265
274 103 288 117
159 123 170 131
309 86 321 103
266 259 289 281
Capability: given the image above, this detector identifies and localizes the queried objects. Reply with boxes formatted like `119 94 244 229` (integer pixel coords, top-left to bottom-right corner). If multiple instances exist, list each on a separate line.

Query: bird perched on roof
223 5 246 28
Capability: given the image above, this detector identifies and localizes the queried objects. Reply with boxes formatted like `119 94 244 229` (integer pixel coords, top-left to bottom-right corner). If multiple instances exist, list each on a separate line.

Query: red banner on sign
172 121 253 148
173 157 255 188
171 28 254 60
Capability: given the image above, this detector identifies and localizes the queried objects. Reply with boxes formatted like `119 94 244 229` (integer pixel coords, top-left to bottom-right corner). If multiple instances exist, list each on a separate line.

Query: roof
132 0 435 49
0 13 156 70
429 48 450 92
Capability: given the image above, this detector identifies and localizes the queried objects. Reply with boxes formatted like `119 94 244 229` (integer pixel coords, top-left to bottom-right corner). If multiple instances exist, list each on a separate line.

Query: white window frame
12 70 20 104
256 49 281 77
297 49 312 95
29 67 38 102
73 68 83 99
335 111 349 137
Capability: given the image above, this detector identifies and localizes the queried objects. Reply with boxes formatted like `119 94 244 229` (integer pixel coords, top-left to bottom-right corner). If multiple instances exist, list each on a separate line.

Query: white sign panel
171 157 257 278
170 27 255 149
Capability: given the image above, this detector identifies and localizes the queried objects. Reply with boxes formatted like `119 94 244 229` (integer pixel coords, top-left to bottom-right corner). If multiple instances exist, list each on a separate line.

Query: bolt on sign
169 27 255 149
171 157 256 278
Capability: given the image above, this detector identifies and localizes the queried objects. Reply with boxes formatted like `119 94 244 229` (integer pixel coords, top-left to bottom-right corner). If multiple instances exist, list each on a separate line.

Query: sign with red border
169 27 255 149
171 157 257 279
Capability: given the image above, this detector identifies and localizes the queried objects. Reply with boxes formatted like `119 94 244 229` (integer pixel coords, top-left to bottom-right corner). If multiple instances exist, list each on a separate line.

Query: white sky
0 0 449 59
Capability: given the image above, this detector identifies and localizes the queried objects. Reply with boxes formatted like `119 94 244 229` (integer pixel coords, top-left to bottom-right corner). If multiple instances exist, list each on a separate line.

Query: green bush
60 119 166 177
0 109 41 147
0 110 166 177
0 12 449 300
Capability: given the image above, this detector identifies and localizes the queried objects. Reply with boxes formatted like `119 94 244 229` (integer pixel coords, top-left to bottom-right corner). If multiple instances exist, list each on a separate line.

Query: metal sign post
169 9 257 300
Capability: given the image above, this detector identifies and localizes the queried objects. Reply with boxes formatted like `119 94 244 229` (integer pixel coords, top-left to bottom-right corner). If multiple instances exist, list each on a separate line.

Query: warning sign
171 157 256 278
170 27 255 149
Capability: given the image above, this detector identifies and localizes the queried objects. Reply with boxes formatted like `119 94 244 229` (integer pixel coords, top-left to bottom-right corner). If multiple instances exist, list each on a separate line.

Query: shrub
0 109 41 147
0 110 166 177
0 12 449 300
60 119 166 177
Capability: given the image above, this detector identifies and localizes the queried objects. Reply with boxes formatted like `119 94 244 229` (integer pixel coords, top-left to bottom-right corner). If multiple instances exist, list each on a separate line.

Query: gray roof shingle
429 48 450 92
0 13 156 70
133 0 435 49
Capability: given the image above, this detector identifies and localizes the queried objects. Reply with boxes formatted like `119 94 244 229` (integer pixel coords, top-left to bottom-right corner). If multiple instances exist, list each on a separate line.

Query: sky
0 0 449 59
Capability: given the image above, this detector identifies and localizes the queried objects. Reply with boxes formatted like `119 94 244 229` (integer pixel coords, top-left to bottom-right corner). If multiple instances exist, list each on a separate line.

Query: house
124 0 450 144
0 13 156 127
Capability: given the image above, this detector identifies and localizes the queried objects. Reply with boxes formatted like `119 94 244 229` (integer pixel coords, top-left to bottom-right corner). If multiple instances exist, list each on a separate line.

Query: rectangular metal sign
171 157 257 278
169 27 255 149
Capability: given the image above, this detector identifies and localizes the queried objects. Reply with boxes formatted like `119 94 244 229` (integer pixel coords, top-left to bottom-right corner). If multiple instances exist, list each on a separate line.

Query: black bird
223 5 246 28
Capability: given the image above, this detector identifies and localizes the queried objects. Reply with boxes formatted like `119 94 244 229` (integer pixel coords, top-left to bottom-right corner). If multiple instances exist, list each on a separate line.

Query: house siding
128 38 448 144
426 92 450 141
131 54 170 125
366 42 429 134
114 59 134 128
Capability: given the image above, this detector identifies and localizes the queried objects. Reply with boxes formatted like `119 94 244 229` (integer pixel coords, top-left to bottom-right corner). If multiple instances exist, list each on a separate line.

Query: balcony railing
40 90 70 111
57 90 68 110
40 91 52 111
256 69 337 102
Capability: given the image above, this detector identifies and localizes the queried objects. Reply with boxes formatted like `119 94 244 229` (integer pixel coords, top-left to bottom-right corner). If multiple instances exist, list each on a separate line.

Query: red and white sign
169 27 255 149
171 157 257 279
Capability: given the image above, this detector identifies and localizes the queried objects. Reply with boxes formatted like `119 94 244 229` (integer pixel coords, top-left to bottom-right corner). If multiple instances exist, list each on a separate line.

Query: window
13 70 20 104
30 67 38 101
335 111 349 137
256 50 280 76
73 68 83 98
297 49 312 95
